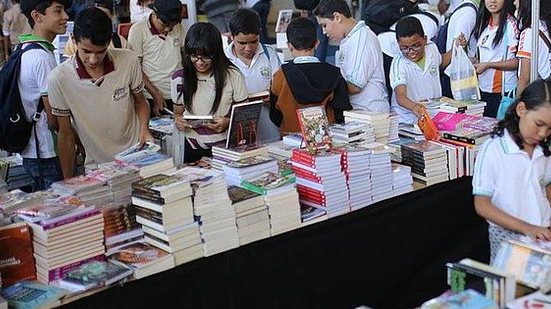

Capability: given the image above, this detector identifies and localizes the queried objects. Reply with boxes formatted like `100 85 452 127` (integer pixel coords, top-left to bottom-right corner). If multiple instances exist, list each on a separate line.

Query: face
397 34 427 62
517 102 551 147
76 38 109 71
152 13 179 35
316 14 345 42
232 33 259 60
189 54 213 74
37 2 69 35
485 0 505 14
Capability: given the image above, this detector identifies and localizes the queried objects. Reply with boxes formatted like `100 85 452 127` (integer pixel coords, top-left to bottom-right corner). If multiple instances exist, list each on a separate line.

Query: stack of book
340 145 372 211
291 149 348 218
110 241 175 279
263 140 294 159
90 162 140 205
367 143 394 203
1 281 68 309
131 174 200 264
0 222 36 286
401 141 449 186
299 204 327 226
57 259 133 293
329 121 372 144
388 113 400 142
391 163 413 196
25 206 105 283
241 171 300 235
437 97 487 116
228 186 270 245
98 204 143 256
3 155 33 190
222 156 278 186
211 146 268 170
0 189 40 217
172 167 238 257
398 123 425 141
343 110 390 144
115 142 175 178
51 175 112 206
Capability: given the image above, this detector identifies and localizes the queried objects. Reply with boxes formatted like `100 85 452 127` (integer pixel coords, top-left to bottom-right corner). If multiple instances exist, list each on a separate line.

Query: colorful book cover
61 260 132 289
0 223 36 286
226 156 274 168
296 106 332 155
227 185 261 204
113 242 170 269
1 281 67 309
131 174 189 196
241 172 295 195
226 101 263 149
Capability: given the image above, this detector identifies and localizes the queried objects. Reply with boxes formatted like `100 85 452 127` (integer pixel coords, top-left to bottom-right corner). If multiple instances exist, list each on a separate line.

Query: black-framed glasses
399 42 425 54
189 54 213 64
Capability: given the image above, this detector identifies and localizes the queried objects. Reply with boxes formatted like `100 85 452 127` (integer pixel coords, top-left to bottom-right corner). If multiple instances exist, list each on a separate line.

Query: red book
296 106 332 155
0 222 36 285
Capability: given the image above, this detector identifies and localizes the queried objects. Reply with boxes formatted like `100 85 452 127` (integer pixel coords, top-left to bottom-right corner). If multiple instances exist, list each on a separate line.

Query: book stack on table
98 204 143 256
339 145 372 211
343 110 391 144
401 141 450 186
391 163 413 196
368 143 394 203
228 186 270 245
211 146 268 171
222 156 278 187
52 175 112 207
89 161 140 205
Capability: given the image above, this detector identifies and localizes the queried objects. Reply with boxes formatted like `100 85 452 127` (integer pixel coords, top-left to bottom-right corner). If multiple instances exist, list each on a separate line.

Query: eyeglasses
399 42 425 54
189 54 213 64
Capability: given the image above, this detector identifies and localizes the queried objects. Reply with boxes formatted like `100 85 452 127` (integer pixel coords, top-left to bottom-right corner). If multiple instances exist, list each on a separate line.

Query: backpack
363 0 421 35
436 2 477 53
293 0 320 11
0 43 44 153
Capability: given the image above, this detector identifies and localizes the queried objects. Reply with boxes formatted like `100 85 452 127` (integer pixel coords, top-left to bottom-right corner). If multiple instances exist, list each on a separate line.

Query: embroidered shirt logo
429 66 438 77
260 66 271 80
173 38 180 47
113 87 128 101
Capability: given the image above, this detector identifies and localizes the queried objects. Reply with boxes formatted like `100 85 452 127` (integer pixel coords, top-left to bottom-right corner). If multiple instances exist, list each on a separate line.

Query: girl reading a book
171 22 248 163
473 79 551 262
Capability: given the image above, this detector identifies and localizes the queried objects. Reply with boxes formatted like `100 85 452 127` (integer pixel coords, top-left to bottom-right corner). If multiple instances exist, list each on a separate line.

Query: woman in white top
516 0 551 95
130 0 153 23
472 0 519 118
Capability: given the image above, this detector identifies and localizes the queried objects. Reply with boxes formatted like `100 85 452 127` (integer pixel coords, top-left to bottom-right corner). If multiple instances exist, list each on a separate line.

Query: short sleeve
341 32 375 89
507 18 519 55
389 56 407 90
128 52 145 93
127 23 144 58
517 28 532 59
472 140 497 197
27 49 57 96
48 68 71 116
2 12 10 37
446 6 477 52
170 69 183 105
267 46 281 76
229 68 248 103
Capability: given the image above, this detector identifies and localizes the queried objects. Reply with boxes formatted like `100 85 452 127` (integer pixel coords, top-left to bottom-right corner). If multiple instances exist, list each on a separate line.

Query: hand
205 116 230 133
455 33 467 48
474 62 491 74
175 116 192 131
152 92 166 117
412 103 427 119
523 224 551 241
138 128 153 146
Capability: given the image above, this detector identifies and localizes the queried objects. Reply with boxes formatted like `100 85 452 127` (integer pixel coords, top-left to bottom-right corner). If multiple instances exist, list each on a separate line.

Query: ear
287 42 294 52
333 12 343 23
31 10 41 24
516 101 527 117
314 39 320 50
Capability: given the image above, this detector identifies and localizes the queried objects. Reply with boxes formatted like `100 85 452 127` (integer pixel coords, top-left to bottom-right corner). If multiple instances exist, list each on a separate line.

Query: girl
171 22 248 163
130 0 153 23
473 79 551 262
472 0 519 118
516 0 551 95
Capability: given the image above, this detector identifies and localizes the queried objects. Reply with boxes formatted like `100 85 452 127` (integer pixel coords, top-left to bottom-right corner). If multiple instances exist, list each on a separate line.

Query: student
269 17 351 134
171 22 248 163
473 79 551 261
17 0 71 190
444 0 478 53
472 0 518 118
390 17 465 124
127 0 184 116
129 0 152 23
242 0 271 44
49 7 152 179
224 8 281 143
3 0 31 57
516 0 551 96
314 0 389 112
63 0 127 57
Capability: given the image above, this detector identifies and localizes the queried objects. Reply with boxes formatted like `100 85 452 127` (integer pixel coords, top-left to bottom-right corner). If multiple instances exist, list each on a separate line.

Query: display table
60 177 489 309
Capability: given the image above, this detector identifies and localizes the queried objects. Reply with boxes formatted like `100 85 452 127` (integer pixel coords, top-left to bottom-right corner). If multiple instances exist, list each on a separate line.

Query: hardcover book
0 281 67 309
296 106 332 155
0 223 36 286
225 100 263 149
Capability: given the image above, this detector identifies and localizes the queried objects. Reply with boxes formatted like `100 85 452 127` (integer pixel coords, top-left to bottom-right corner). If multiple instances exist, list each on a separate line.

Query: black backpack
436 2 477 53
363 0 421 35
0 43 45 153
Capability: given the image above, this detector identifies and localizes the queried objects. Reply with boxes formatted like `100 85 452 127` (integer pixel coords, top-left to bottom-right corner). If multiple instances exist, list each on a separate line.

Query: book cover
114 141 161 161
227 185 261 204
225 100 263 149
113 242 170 269
241 172 296 195
296 106 332 155
59 260 132 291
131 174 190 197
0 281 67 309
0 223 36 286
275 9 293 33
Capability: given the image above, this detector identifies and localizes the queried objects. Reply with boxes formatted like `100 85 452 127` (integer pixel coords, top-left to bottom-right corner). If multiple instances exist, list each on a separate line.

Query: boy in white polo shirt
127 0 184 116
314 0 389 112
224 8 281 143
390 17 465 124
49 7 152 179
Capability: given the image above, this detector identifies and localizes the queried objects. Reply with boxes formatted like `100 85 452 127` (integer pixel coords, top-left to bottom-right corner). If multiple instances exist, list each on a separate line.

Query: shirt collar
292 56 320 64
74 51 115 80
342 21 366 44
501 128 545 159
147 13 162 36
18 34 55 51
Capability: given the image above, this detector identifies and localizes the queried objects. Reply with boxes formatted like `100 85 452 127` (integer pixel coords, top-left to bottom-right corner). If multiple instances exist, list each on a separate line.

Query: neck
291 50 315 58
32 28 55 43
490 13 501 26
342 18 357 38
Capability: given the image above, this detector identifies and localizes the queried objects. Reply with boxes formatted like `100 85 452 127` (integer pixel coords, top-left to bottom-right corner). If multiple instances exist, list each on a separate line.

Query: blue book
1 281 67 309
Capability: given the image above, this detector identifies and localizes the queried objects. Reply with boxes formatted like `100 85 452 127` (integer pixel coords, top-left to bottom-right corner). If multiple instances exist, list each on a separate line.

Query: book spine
442 133 476 145
41 211 102 230
240 182 267 195
131 190 166 204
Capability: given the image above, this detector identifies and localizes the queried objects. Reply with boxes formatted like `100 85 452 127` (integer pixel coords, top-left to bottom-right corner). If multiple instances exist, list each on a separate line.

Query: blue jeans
23 157 63 191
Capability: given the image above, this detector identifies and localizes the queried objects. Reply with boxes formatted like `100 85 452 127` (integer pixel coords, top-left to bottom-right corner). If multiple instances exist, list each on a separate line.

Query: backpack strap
261 43 270 61
112 32 122 48
539 30 551 50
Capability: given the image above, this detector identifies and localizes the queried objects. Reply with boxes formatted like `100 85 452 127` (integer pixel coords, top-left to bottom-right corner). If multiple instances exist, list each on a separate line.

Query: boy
3 0 31 57
269 17 351 134
49 7 152 179
127 0 184 116
390 17 464 124
224 8 281 143
314 0 389 112
17 0 72 190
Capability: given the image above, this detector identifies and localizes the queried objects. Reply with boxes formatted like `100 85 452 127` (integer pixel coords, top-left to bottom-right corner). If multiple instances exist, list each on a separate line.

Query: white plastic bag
445 44 481 101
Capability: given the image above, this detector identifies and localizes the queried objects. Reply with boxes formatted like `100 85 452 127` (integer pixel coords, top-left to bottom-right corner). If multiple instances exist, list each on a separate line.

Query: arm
142 71 165 116
517 58 531 97
2 35 9 61
441 33 467 69
395 84 426 118
474 58 519 74
475 195 551 240
132 91 153 145
42 96 58 131
268 92 282 127
346 82 362 95
57 116 76 179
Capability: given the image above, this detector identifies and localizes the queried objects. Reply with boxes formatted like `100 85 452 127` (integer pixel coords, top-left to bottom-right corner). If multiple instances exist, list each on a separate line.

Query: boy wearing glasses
314 0 388 113
390 17 464 124
127 0 184 116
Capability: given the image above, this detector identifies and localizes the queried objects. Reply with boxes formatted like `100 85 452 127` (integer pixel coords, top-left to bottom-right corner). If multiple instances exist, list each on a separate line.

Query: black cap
21 0 73 17
149 0 183 24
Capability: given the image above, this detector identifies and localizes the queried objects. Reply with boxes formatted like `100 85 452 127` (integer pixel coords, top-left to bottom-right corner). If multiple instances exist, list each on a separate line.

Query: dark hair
73 7 112 45
182 22 237 114
92 0 113 14
287 17 317 50
518 0 551 33
22 0 72 28
492 78 551 156
474 0 516 47
395 16 425 39
314 0 351 19
229 8 261 36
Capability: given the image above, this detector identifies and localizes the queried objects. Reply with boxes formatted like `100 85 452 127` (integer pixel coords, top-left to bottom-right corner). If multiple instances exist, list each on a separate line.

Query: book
296 106 332 155
241 172 296 196
0 223 36 286
57 260 133 292
248 90 270 102
131 174 191 198
1 281 67 309
114 141 161 161
275 9 293 33
112 242 175 279
225 100 263 149
421 289 498 309
183 115 214 129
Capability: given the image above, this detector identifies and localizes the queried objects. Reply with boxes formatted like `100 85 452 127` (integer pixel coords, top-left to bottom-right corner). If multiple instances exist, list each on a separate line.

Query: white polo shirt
475 15 519 93
473 129 551 227
446 0 477 52
517 21 551 80
336 21 389 112
390 43 442 124
127 13 185 100
224 42 281 94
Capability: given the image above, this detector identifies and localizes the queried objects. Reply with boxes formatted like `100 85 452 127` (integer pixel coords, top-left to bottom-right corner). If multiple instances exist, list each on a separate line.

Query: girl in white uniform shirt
472 0 519 118
516 0 551 96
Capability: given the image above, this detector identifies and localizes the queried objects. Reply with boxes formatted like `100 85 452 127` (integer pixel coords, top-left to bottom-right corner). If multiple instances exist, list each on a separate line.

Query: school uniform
390 43 442 124
517 21 551 80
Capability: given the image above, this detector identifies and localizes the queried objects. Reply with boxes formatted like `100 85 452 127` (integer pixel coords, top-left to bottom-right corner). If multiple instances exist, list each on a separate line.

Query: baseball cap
149 0 183 24
21 0 73 17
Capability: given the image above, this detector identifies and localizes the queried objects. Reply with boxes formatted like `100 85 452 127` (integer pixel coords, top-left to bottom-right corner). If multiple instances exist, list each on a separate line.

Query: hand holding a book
175 116 192 131
412 102 427 119
205 116 229 133
139 127 154 146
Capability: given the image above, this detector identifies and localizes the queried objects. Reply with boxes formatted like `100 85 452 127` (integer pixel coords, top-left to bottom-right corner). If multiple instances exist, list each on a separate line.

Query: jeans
22 156 63 191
